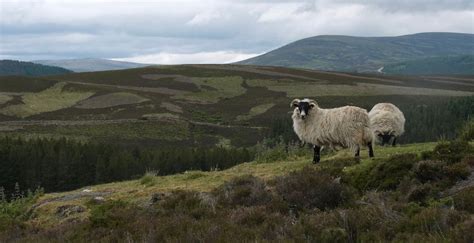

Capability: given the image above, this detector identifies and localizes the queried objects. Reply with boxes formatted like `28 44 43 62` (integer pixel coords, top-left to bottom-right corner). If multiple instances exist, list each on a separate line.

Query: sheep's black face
297 102 311 120
378 132 394 146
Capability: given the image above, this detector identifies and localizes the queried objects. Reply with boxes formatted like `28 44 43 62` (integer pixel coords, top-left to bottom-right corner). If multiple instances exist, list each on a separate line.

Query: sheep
291 98 374 163
369 103 405 146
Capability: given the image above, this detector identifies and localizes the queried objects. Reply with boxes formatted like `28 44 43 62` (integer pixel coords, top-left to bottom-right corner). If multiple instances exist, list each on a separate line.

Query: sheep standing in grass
369 103 405 146
291 98 374 163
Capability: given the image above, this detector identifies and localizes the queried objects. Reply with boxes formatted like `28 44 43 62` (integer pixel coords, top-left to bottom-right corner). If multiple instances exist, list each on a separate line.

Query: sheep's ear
290 99 300 108
307 99 318 108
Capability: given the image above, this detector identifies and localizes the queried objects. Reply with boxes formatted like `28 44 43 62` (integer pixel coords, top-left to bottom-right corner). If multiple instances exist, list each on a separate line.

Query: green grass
237 103 275 121
0 94 12 105
174 76 246 103
76 92 149 109
0 82 94 118
247 79 473 97
26 142 437 229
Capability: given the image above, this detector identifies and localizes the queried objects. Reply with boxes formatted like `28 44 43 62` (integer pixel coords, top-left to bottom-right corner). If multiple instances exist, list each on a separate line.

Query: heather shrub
88 200 134 228
213 175 273 208
451 218 474 243
158 190 215 219
346 153 418 191
422 140 473 164
274 167 354 210
453 187 474 213
413 160 446 182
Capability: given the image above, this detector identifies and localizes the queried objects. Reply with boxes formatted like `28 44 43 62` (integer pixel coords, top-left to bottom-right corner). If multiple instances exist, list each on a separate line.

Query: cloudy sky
1 0 473 64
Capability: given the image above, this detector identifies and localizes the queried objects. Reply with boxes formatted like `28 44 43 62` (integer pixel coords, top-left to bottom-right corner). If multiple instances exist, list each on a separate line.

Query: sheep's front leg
368 142 374 158
392 137 397 147
354 145 361 162
313 145 321 164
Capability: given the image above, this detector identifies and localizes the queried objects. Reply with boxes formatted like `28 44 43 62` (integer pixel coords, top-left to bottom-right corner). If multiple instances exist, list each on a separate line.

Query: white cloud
112 51 261 64
187 10 223 26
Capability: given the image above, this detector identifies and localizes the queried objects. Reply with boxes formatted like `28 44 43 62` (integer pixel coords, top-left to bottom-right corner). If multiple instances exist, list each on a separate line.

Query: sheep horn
290 99 300 108
307 99 318 108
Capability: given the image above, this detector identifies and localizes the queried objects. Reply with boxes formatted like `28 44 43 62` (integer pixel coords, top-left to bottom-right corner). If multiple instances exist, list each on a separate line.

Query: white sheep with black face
369 103 405 146
291 98 374 163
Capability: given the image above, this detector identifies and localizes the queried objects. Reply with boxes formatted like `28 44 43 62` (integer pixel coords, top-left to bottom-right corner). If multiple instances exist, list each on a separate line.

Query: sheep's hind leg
392 137 397 147
368 142 374 158
313 145 321 164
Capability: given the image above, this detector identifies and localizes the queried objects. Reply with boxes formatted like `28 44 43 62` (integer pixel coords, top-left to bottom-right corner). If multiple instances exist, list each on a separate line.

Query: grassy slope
238 33 474 72
0 64 472 147
29 142 436 228
383 55 474 75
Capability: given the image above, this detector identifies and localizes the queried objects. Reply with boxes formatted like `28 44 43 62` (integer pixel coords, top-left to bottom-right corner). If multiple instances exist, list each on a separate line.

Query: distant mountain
33 58 150 72
382 55 474 75
238 32 474 73
0 60 73 77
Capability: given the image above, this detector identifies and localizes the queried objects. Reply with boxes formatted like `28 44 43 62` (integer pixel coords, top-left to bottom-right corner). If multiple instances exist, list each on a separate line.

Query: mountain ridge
237 32 474 72
33 58 151 72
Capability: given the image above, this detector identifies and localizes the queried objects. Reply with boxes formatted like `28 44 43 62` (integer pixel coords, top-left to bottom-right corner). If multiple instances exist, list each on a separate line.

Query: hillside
1 139 473 241
383 55 474 75
238 32 474 72
0 64 472 148
33 58 150 72
0 60 73 77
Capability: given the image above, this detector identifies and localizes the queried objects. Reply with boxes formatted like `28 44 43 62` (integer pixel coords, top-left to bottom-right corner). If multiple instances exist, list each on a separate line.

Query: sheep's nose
301 114 306 120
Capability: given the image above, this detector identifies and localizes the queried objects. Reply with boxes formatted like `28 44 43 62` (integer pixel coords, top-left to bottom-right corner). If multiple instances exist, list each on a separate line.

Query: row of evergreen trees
0 137 253 197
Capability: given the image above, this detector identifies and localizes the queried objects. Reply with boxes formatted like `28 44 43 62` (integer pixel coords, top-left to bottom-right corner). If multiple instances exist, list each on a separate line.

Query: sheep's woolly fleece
291 98 373 150
369 103 405 136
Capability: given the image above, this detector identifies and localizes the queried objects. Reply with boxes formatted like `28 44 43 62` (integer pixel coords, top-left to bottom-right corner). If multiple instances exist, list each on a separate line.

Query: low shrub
0 186 43 232
213 175 272 208
451 218 474 243
254 137 309 163
422 140 473 164
88 200 134 228
458 119 474 141
346 153 418 191
453 187 474 213
159 190 216 219
413 160 446 183
140 171 158 187
274 167 354 210
444 162 471 182
407 207 469 234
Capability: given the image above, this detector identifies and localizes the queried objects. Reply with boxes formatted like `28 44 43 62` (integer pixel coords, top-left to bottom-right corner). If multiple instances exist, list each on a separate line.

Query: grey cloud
0 0 473 63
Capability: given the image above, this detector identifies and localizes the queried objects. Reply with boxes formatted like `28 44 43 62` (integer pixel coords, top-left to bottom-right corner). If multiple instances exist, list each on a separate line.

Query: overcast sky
1 0 473 64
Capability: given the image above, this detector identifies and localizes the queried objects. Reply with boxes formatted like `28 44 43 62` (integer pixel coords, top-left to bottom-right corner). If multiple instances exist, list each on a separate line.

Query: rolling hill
33 58 150 72
0 64 472 148
237 32 474 72
383 55 474 75
0 60 73 76
0 65 473 242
